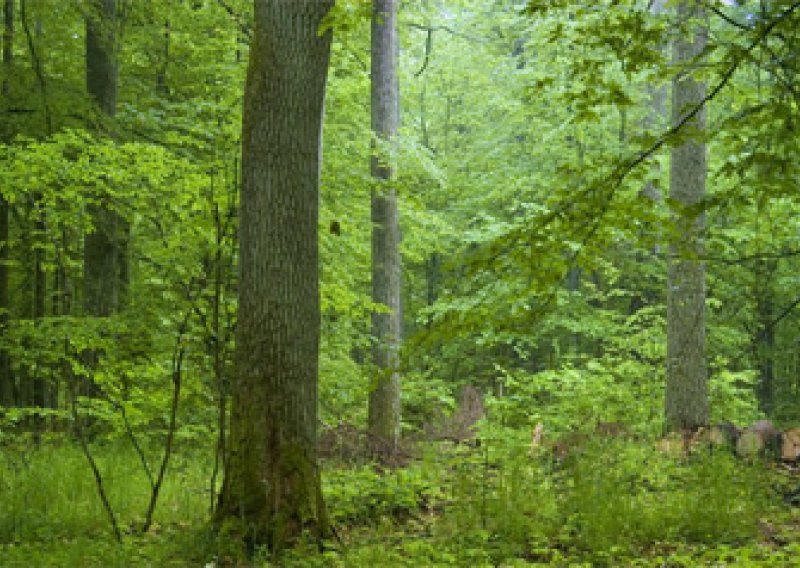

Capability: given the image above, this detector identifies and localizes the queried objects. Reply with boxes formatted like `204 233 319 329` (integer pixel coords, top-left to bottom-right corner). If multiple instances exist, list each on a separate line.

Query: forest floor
2 433 800 567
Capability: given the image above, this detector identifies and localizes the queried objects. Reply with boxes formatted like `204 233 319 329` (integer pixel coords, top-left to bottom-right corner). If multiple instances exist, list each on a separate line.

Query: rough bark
84 0 127 321
368 0 402 454
665 1 708 431
215 0 333 552
0 0 14 406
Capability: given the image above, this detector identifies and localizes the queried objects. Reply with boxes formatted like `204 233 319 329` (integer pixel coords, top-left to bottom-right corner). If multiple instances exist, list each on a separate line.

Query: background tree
368 0 401 453
0 0 14 407
84 0 126 322
215 0 333 552
664 0 709 431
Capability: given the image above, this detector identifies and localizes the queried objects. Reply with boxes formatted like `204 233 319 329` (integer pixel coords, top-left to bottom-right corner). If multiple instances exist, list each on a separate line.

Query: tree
215 0 333 552
84 0 127 321
665 1 708 431
15 0 49 430
368 0 402 454
0 0 13 407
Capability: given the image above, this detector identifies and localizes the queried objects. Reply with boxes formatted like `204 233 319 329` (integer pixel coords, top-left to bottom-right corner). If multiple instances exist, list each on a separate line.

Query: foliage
0 435 793 566
323 463 441 525
0 442 209 545
559 440 769 561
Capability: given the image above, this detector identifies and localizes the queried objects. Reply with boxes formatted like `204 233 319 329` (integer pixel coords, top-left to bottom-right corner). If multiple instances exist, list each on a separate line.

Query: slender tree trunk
32 203 46 440
665 1 708 431
215 0 333 553
14 1 48 431
86 0 117 117
368 0 402 454
156 16 170 96
82 0 126 408
0 0 14 407
54 226 71 428
754 257 776 414
425 252 440 311
84 0 126 321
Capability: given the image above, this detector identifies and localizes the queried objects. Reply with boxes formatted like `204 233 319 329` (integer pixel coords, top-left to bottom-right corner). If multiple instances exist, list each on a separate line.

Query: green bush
0 442 209 543
558 439 769 563
323 464 441 525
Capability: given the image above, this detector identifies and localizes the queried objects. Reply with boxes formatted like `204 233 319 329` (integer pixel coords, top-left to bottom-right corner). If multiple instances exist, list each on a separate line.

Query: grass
0 437 212 566
0 438 209 541
0 432 798 566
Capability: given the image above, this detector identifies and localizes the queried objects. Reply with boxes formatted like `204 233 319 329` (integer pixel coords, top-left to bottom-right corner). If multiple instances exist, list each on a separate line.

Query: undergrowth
0 432 795 567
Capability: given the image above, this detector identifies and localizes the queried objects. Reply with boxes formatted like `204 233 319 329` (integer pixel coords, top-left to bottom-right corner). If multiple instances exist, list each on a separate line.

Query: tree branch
701 0 751 31
568 0 800 256
214 0 251 40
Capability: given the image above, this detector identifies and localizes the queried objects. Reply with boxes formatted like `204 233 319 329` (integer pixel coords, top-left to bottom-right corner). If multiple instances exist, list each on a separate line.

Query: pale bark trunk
216 0 333 552
665 1 708 431
368 0 402 454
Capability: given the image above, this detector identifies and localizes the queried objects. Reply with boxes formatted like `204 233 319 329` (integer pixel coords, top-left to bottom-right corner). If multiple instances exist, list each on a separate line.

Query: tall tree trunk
32 200 46 440
215 0 333 553
665 1 708 431
0 0 14 407
83 0 126 408
368 0 402 454
54 225 72 428
86 0 117 117
14 1 49 431
84 0 126 322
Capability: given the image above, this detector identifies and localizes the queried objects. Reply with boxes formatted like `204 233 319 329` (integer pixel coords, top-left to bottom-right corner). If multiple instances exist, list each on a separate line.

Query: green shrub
323 463 441 525
0 442 209 543
558 439 770 563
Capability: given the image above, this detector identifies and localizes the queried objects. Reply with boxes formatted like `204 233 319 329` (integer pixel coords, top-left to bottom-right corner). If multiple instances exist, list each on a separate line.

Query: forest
1 0 800 566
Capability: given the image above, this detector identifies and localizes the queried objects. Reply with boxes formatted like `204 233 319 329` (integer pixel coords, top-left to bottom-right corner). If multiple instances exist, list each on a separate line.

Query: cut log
782 428 800 462
736 420 781 460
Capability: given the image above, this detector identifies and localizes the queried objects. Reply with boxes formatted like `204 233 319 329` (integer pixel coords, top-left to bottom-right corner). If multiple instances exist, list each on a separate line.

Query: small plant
323 464 440 526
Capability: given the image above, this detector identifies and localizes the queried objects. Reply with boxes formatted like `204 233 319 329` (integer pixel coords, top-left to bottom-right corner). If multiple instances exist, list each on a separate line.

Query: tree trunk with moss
665 1 708 431
215 0 333 553
368 0 402 454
